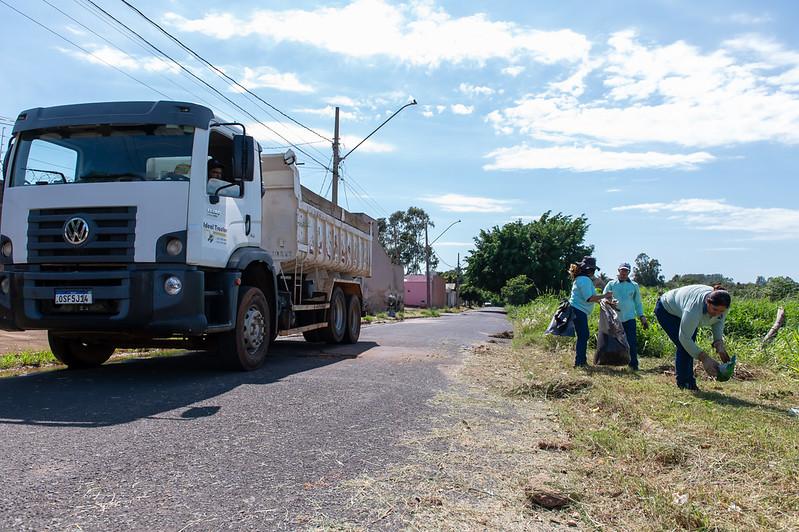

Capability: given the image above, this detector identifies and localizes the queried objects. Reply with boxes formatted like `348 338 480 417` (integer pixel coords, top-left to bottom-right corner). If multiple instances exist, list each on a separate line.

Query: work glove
640 316 649 330
712 339 730 363
698 351 720 378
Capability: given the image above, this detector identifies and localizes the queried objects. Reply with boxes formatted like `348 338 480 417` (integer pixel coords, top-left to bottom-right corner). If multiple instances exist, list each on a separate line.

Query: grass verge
0 348 183 376
508 298 799 530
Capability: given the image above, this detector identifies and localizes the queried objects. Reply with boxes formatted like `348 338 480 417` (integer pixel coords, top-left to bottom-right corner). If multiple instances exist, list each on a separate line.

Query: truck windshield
9 124 195 186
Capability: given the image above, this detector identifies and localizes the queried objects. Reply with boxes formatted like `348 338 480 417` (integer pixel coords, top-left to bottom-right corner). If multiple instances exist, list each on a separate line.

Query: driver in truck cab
206 159 239 197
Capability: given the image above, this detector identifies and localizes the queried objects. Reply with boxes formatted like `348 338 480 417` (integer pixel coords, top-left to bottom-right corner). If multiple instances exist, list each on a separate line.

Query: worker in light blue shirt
603 262 648 370
654 284 731 390
568 256 612 367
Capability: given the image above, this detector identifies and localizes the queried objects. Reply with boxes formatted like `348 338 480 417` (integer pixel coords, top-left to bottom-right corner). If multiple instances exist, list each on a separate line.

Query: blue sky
1 0 798 282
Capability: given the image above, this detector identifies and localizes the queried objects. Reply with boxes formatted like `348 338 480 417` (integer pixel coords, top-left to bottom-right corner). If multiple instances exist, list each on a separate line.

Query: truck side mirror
232 134 255 182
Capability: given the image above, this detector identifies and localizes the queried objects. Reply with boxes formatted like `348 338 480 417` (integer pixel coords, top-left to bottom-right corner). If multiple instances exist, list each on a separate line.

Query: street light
331 99 417 205
425 219 461 309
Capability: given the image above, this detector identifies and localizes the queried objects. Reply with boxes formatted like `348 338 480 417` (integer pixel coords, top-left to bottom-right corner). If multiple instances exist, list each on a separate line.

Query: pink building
404 274 446 308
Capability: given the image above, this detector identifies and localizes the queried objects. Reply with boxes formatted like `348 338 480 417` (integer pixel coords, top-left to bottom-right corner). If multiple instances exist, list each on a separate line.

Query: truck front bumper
0 265 207 335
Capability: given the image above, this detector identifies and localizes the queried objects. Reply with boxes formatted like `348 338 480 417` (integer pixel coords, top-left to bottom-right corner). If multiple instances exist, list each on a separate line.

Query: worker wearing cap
603 262 648 370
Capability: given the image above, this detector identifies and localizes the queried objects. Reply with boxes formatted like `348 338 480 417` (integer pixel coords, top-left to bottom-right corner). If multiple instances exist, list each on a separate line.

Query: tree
501 275 535 305
439 269 460 284
376 207 438 274
594 272 610 290
765 276 799 301
633 253 664 287
464 212 593 295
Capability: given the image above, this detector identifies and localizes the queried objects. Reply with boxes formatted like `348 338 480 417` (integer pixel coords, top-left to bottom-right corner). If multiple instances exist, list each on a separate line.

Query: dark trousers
654 299 697 389
622 319 638 370
573 308 589 366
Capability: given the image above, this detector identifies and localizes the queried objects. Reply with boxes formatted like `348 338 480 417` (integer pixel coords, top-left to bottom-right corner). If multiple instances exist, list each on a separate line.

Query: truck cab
0 101 369 371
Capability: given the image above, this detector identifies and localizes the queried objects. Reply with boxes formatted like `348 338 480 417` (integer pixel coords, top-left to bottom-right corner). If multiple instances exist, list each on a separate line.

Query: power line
45 0 223 115
118 0 332 144
83 0 331 171
0 0 171 99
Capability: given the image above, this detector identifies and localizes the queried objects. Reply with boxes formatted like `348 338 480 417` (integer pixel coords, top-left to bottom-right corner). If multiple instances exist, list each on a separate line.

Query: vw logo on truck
63 217 90 245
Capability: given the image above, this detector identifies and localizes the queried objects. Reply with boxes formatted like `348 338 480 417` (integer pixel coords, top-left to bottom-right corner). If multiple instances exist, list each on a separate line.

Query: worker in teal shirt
568 256 612 367
654 284 731 390
603 262 648 370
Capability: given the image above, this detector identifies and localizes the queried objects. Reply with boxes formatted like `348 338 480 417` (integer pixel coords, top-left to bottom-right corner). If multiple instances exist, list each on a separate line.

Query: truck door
187 128 260 267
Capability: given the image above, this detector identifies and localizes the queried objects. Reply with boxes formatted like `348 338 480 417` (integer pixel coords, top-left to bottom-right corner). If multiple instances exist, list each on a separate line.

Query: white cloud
606 188 622 193
485 30 799 169
483 145 714 172
238 66 314 93
612 198 799 240
459 83 495 96
164 1 591 68
245 121 393 154
451 103 474 115
501 65 525 77
57 45 178 73
435 105 446 114
506 215 541 223
325 95 358 106
422 193 514 213
726 12 772 25
295 106 358 120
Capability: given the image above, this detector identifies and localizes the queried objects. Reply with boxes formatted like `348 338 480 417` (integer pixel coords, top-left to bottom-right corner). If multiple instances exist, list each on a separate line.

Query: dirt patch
489 330 514 339
309 342 581 530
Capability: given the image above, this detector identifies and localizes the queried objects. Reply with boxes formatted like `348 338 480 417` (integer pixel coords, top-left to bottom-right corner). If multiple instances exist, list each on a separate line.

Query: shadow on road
0 340 377 428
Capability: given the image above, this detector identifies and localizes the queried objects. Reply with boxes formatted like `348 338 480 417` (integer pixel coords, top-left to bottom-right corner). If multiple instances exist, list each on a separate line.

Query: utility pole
456 252 461 307
331 107 341 206
425 222 431 309
329 99 417 206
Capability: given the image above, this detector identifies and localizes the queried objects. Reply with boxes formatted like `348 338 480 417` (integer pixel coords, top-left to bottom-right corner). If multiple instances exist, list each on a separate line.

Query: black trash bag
545 300 575 337
594 300 630 366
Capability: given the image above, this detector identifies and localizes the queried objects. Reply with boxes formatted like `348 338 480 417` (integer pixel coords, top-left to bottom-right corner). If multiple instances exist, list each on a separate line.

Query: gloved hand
712 339 730 363
698 351 720 378
640 316 649 330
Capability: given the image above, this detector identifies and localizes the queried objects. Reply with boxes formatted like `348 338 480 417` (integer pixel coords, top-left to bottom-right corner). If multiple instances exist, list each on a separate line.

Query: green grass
505 293 799 529
0 350 57 370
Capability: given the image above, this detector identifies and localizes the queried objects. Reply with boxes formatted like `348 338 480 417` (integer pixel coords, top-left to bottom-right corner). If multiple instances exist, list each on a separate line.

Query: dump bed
260 153 372 277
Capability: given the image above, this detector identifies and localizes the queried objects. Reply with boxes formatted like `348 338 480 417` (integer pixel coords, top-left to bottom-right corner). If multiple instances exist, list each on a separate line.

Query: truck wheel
47 332 115 369
220 286 270 371
322 286 346 343
343 295 361 344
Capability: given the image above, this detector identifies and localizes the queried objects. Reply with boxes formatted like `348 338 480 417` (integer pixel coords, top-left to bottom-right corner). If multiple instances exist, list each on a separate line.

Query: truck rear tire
343 295 361 344
219 286 270 371
321 286 346 344
47 332 115 369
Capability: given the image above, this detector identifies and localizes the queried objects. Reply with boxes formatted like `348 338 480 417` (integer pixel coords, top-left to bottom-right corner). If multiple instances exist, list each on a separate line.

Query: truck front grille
27 207 136 263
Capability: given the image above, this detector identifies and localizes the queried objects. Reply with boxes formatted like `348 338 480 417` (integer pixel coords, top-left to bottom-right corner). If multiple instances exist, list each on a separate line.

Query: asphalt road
0 309 510 530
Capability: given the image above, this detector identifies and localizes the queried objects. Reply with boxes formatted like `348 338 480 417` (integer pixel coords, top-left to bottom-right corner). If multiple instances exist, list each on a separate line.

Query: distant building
404 273 446 308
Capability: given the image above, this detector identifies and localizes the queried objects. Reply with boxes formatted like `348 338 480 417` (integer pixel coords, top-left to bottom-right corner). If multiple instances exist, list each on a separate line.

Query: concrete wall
404 274 446 308
362 232 405 313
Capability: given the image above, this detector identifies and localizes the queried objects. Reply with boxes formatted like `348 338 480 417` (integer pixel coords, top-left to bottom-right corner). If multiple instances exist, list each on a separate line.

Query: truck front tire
47 332 115 369
220 286 270 371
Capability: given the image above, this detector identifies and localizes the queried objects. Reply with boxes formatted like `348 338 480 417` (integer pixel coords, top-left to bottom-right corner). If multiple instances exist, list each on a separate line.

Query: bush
501 275 536 306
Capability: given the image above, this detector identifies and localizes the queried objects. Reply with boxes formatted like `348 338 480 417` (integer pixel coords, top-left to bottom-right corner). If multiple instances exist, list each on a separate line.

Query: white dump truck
0 100 372 370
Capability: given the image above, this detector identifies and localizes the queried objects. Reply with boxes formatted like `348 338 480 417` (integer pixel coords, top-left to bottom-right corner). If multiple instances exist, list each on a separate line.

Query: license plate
55 290 93 305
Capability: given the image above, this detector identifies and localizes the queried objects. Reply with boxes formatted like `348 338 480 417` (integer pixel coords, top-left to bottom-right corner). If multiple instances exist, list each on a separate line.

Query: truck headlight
166 238 183 256
0 277 9 295
1 242 11 258
164 276 182 296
